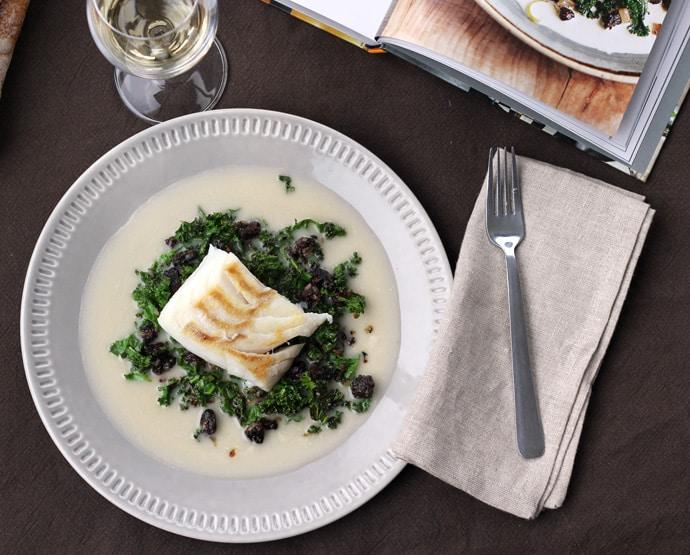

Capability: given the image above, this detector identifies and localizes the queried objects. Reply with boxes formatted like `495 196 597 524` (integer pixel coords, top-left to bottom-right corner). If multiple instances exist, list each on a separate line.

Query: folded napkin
393 156 653 519
0 0 29 96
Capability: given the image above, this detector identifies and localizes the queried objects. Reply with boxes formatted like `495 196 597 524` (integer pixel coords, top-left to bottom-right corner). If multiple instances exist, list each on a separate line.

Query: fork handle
504 249 545 459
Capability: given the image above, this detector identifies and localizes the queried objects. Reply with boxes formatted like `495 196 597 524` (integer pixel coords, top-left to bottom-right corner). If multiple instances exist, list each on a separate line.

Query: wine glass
87 0 227 124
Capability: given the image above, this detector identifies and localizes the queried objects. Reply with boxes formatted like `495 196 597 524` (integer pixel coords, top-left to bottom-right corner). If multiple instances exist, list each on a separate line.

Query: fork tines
487 146 521 218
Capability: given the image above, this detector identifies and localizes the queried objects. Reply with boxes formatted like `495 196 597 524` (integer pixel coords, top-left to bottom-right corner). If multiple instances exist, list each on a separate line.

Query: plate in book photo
477 0 669 82
20 109 451 542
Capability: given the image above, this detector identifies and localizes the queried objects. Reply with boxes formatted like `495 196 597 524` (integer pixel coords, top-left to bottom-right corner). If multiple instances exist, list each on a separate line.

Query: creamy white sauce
79 167 400 479
517 0 666 54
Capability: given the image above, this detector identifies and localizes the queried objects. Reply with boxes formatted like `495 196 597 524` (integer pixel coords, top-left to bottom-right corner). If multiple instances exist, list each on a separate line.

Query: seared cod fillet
158 246 332 390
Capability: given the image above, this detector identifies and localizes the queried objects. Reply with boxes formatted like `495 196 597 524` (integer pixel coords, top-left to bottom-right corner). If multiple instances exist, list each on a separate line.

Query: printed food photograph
478 0 671 77
1 0 688 552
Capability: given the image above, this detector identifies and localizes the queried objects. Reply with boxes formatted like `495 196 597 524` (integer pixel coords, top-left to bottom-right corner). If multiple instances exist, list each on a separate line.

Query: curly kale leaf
172 208 241 254
350 398 371 413
113 203 372 439
110 334 152 381
279 174 295 193
156 366 225 410
278 218 346 240
575 0 650 37
333 252 362 288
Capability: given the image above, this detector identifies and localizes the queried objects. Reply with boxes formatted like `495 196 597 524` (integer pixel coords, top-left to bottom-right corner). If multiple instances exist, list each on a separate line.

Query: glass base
114 38 228 125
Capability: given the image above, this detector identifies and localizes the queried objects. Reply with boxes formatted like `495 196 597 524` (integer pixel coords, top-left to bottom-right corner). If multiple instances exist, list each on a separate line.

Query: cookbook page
379 0 668 137
282 0 395 45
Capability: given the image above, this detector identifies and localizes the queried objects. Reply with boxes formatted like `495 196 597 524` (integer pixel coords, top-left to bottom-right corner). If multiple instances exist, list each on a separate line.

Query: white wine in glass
87 0 227 123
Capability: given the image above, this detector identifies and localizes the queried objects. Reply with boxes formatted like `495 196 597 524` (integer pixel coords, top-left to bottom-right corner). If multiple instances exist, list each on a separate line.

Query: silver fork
486 147 544 459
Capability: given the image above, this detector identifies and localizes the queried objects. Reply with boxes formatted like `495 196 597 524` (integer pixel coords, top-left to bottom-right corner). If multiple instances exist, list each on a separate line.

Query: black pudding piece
139 321 158 343
245 422 265 443
285 360 307 380
182 351 204 367
259 418 278 431
299 282 321 305
199 408 217 436
144 343 176 375
150 352 176 375
245 418 279 443
602 10 622 29
235 220 262 241
351 375 375 399
164 267 182 294
308 363 331 381
289 236 319 262
310 267 333 287
172 248 199 267
559 7 574 20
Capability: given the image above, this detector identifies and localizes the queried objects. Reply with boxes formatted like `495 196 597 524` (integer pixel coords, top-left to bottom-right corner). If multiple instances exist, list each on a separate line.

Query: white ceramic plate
477 0 666 83
20 109 452 542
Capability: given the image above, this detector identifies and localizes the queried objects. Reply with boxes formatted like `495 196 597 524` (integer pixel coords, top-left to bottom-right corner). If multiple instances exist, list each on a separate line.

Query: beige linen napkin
393 156 654 519
0 0 29 96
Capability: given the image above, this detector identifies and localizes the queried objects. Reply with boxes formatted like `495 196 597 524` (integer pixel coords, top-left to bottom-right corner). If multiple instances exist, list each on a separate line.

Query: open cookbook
264 0 690 180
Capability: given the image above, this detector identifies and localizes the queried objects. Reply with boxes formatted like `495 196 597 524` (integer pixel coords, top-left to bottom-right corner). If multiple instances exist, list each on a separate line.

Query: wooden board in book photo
266 0 688 180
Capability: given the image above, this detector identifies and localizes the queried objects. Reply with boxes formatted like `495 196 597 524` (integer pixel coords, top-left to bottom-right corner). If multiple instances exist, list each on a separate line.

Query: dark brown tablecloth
1 1 688 552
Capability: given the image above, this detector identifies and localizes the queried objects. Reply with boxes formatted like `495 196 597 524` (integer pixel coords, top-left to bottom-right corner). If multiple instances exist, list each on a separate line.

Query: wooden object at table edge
0 0 30 96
